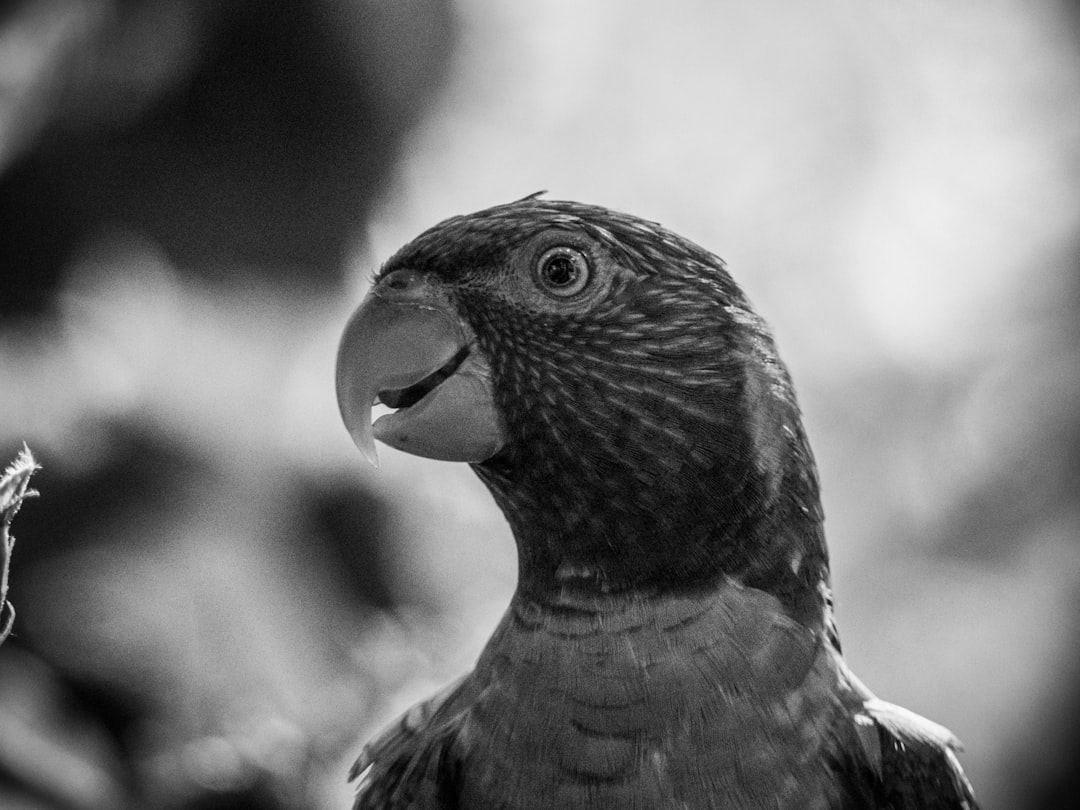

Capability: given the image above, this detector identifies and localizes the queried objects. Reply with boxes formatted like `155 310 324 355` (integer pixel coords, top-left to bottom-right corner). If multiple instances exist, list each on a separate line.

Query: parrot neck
473 443 832 635
472 295 831 633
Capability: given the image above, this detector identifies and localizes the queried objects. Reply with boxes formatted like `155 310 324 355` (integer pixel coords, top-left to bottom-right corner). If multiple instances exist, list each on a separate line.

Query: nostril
372 268 446 305
380 268 422 293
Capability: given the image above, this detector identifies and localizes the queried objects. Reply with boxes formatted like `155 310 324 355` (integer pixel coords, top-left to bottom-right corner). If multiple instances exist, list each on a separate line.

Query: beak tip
351 429 380 468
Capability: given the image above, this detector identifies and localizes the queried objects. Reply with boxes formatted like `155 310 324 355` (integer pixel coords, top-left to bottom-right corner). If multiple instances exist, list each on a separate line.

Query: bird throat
469 303 830 627
472 419 826 629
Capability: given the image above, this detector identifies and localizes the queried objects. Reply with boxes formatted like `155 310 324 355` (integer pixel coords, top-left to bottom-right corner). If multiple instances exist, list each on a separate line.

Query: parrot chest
457 585 848 809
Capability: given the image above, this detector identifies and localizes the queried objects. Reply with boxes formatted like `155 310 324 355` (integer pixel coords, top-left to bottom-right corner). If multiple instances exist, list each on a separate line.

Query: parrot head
336 197 827 616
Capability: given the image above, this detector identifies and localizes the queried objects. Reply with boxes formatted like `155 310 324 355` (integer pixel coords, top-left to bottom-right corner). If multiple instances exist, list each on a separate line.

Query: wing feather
351 675 476 810
838 697 979 810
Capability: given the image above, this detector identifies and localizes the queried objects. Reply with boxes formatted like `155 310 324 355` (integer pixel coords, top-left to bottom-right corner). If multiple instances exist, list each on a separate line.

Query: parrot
334 195 979 809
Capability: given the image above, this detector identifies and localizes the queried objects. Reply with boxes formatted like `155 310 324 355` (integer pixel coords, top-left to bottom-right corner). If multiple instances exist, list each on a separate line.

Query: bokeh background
2 1 1079 808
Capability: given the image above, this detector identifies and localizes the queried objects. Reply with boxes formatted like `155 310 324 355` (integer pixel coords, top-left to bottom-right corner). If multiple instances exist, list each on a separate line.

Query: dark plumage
335 197 978 809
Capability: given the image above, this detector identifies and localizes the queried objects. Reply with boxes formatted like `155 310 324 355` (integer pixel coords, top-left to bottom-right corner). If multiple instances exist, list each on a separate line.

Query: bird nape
335 197 979 810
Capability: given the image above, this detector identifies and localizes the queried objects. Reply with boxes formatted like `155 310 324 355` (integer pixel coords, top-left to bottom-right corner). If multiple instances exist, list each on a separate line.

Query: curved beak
335 268 505 466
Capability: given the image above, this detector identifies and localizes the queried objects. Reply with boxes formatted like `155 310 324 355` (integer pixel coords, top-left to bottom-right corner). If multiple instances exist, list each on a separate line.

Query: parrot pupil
535 247 589 297
545 256 577 286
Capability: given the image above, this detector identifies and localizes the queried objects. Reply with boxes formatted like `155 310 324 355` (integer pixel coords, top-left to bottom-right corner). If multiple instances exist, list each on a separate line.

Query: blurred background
1 0 1078 807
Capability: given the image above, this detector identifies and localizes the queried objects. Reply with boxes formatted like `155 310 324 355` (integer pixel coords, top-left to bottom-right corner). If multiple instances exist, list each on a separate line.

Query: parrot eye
534 247 591 297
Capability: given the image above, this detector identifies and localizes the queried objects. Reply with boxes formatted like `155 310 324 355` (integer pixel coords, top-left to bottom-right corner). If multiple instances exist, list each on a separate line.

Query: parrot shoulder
840 692 980 810
350 674 477 810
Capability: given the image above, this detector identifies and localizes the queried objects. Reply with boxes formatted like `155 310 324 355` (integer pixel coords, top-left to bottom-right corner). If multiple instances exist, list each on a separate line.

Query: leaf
1 444 39 645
